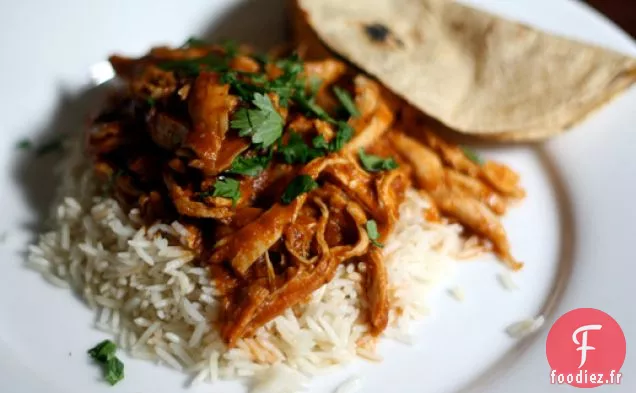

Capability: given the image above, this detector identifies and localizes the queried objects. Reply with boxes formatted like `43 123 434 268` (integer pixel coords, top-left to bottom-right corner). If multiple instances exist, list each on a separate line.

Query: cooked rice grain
28 134 465 390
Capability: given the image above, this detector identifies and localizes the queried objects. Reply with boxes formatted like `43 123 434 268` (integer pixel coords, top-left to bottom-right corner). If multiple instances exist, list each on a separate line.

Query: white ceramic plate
0 0 633 392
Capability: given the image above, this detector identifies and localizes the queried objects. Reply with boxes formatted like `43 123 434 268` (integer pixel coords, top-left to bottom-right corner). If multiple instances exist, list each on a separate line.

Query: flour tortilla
295 0 636 141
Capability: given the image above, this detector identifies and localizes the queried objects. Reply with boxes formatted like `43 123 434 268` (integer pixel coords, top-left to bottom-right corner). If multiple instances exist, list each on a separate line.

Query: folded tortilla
296 0 636 141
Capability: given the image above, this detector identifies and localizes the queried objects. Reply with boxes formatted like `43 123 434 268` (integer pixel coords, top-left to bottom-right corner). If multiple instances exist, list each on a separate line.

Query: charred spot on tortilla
364 23 390 42
363 22 404 48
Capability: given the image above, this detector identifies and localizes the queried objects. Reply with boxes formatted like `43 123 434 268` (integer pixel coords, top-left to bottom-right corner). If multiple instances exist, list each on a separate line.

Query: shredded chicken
89 42 525 346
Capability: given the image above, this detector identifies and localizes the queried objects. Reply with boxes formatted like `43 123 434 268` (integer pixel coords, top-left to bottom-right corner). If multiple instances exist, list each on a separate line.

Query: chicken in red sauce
89 41 524 346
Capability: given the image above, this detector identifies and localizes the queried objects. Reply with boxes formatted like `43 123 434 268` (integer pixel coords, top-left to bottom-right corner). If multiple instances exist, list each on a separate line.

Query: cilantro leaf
228 153 271 176
264 53 304 107
328 122 354 152
275 53 304 80
358 148 398 172
221 71 267 100
231 93 284 148
88 340 117 363
182 36 208 48
309 76 322 97
105 357 124 386
294 94 335 122
211 178 241 206
279 132 309 164
221 39 239 58
365 220 384 248
333 86 360 118
281 175 318 204
253 53 270 66
461 146 483 165
88 339 125 386
157 53 228 76
279 132 324 164
16 139 32 150
312 135 328 150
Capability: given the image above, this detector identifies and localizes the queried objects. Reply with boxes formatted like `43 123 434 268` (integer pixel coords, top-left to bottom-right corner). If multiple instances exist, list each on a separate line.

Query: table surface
586 0 636 37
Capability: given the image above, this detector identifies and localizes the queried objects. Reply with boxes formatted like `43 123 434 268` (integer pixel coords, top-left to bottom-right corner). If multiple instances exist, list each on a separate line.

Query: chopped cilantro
312 135 329 150
294 94 335 122
333 86 360 118
211 178 241 206
231 93 284 148
221 71 267 100
309 76 322 97
275 53 304 81
227 153 271 176
253 53 270 65
365 220 384 248
88 340 117 362
182 36 208 48
266 53 304 107
105 357 124 386
248 72 269 84
88 340 124 386
221 39 239 58
358 148 398 172
328 122 354 152
281 175 318 204
461 146 483 165
16 139 32 150
157 53 228 76
279 132 324 164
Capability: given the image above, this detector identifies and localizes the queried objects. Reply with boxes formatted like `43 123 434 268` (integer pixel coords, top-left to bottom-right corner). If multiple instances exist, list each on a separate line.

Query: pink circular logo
546 308 626 388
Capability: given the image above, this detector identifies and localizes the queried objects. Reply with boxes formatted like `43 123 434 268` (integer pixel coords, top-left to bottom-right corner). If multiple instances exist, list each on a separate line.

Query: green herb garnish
221 71 267 101
146 97 156 107
157 53 228 76
227 153 271 176
253 53 270 65
294 95 335 122
266 54 305 107
279 132 324 164
365 220 384 248
333 86 360 118
88 340 117 362
88 340 124 386
281 175 318 204
309 76 322 97
16 139 32 150
275 54 304 82
312 135 329 150
221 39 239 58
461 146 483 165
231 93 284 148
105 357 124 386
182 36 208 48
358 148 398 172
328 122 354 152
211 178 241 206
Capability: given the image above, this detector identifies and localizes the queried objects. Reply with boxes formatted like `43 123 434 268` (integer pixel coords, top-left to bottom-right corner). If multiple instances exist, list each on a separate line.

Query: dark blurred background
586 0 636 37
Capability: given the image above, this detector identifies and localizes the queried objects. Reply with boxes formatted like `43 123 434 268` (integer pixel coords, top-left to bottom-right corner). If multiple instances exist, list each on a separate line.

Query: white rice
498 271 519 291
28 134 469 391
448 286 465 302
506 316 545 339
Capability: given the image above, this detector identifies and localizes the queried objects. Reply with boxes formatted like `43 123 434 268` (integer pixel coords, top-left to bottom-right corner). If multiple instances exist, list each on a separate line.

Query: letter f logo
572 324 602 368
